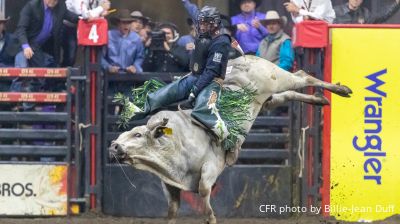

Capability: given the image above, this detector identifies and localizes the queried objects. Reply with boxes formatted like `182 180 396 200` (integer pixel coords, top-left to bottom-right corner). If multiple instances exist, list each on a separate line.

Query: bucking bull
109 55 352 224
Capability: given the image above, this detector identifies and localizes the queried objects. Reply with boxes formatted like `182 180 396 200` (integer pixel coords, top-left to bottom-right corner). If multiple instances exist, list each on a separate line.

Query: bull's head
108 118 184 187
109 118 171 161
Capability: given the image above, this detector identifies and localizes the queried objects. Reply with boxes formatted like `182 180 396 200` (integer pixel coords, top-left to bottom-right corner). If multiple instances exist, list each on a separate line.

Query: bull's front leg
164 183 181 224
199 162 220 224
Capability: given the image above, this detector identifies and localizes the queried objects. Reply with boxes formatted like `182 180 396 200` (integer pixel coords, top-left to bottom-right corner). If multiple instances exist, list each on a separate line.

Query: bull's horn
147 118 169 131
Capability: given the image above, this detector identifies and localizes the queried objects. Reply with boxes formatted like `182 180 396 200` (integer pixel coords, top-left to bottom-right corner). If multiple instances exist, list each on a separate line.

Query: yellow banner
330 28 400 222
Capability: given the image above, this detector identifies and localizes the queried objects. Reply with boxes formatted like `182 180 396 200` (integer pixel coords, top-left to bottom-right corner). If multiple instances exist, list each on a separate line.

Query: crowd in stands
0 0 399 162
0 0 398 97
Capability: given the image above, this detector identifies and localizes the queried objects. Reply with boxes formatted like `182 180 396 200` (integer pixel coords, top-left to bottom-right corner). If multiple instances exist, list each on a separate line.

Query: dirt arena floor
1 213 399 224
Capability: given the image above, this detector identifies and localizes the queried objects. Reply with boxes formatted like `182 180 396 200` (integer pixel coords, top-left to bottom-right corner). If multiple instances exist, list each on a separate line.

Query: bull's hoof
313 92 330 106
205 218 217 224
334 84 353 97
167 219 176 224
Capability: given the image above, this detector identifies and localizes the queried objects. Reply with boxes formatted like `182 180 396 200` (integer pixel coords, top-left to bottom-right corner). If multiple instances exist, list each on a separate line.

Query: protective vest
190 37 212 75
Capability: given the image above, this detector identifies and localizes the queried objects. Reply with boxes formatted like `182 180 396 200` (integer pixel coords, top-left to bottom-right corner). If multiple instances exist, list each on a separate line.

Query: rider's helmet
197 6 221 37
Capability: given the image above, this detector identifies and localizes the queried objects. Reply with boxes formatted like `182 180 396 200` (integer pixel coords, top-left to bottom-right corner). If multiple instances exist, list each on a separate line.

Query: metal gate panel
0 68 75 216
103 165 291 218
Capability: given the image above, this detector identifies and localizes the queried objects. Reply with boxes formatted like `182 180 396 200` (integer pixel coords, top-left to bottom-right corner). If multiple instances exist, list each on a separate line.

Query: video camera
149 30 167 51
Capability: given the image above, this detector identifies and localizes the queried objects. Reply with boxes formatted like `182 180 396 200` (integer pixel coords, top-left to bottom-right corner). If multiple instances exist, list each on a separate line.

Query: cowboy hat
111 9 137 23
260 10 288 26
130 10 149 25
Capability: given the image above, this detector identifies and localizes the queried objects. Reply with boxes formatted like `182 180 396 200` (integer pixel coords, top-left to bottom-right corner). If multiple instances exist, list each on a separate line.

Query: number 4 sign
77 19 108 46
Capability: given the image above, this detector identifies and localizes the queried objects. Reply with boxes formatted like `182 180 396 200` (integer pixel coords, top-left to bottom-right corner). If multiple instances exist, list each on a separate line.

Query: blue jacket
101 30 144 72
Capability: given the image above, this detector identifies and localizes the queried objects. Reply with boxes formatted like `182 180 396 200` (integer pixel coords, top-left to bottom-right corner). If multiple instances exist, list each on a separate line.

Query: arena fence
0 68 76 215
0 57 319 218
294 48 325 209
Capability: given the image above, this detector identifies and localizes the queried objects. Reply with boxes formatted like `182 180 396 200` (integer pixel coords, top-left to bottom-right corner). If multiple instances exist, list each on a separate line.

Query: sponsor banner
0 68 67 78
0 92 67 103
0 165 68 215
328 28 400 221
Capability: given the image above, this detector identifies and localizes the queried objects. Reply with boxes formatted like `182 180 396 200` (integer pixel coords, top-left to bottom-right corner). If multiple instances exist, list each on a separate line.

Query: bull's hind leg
199 162 220 224
164 183 181 224
293 70 352 97
265 91 330 108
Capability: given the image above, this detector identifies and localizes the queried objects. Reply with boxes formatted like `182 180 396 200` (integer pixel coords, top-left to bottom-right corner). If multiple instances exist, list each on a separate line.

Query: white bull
109 55 352 224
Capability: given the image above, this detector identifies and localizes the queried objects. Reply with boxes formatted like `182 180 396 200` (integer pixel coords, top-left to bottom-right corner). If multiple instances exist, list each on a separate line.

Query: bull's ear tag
163 128 173 136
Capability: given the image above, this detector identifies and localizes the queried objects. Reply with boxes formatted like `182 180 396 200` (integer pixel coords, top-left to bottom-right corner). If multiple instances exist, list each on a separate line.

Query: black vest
190 37 212 75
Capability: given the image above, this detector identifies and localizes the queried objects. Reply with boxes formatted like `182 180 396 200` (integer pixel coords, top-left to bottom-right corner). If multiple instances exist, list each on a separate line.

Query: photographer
142 22 189 73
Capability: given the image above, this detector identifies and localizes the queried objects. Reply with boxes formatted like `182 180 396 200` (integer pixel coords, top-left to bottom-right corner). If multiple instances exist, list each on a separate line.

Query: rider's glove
180 92 196 110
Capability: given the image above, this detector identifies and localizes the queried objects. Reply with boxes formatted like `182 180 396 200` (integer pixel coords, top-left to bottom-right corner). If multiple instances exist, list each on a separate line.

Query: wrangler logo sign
323 27 400 222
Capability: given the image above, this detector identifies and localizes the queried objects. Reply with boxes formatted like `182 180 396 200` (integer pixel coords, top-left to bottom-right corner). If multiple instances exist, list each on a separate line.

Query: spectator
138 20 154 48
177 18 196 54
0 13 17 67
0 12 17 96
284 0 335 24
13 0 78 68
102 9 144 74
182 0 198 21
10 0 79 101
62 0 111 67
142 22 189 72
231 0 267 54
257 11 294 71
130 11 148 33
334 0 400 24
